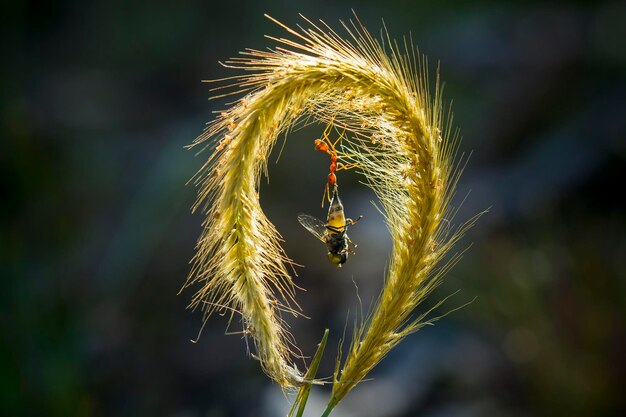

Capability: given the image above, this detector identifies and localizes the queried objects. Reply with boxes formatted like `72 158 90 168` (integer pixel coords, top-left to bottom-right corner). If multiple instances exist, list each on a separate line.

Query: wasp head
328 251 348 267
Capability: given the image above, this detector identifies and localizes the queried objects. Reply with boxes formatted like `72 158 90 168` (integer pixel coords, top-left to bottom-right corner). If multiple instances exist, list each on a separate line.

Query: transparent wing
297 213 328 242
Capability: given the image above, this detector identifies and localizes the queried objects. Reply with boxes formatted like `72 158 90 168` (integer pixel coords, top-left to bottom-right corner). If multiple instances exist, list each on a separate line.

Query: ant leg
330 127 345 151
323 119 334 138
336 162 360 171
320 182 330 208
320 120 335 150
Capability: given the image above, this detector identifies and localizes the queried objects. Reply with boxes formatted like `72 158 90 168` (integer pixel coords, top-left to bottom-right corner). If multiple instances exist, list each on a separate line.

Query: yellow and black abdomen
326 187 347 232
324 186 350 266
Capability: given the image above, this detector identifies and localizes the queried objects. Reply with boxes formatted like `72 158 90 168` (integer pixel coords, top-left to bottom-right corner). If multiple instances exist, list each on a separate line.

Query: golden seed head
183 14 481 397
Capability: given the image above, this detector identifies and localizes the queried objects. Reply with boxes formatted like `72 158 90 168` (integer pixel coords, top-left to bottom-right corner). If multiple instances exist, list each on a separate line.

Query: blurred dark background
2 1 625 416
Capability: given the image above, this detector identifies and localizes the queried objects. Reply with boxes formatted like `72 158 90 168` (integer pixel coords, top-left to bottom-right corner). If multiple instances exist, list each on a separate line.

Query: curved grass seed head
182 13 482 410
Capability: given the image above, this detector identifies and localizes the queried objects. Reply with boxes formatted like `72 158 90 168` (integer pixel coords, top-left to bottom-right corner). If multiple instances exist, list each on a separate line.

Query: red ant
313 122 358 206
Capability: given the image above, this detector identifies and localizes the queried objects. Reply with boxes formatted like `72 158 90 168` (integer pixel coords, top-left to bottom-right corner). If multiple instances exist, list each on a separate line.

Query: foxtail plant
183 14 481 414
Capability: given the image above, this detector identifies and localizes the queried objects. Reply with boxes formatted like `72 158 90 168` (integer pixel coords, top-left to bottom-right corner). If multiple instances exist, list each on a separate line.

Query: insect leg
321 181 333 208
346 235 358 250
347 215 363 225
330 127 345 151
336 161 360 171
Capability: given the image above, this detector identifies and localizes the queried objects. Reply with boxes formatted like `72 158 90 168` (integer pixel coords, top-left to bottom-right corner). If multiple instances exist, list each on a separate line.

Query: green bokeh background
2 1 625 416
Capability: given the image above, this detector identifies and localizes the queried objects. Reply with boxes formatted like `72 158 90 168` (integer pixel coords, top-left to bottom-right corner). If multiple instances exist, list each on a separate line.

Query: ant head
314 139 328 152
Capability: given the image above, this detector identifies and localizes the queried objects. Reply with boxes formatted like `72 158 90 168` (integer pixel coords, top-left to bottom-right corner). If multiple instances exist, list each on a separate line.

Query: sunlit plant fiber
182 13 482 414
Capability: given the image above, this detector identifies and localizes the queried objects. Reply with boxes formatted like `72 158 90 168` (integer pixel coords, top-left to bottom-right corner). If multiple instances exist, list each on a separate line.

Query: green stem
320 404 335 417
287 329 329 417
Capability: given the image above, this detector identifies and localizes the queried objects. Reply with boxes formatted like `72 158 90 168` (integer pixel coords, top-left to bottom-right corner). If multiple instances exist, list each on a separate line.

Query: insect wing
297 213 328 242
